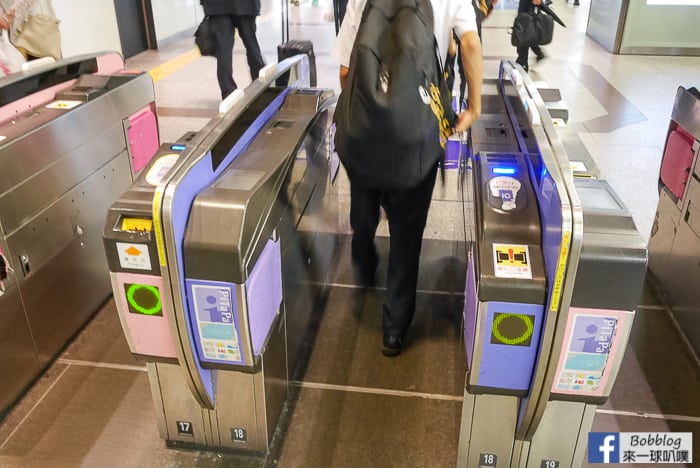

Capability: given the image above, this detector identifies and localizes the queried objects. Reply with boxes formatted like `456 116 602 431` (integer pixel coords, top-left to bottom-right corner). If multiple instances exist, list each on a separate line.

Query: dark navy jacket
201 0 261 16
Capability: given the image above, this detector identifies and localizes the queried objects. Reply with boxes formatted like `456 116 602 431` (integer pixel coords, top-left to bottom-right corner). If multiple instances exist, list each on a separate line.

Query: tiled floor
1 1 700 467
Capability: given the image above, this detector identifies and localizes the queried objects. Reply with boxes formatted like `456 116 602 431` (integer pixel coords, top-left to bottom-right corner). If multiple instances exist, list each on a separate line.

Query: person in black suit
201 0 266 99
515 0 545 72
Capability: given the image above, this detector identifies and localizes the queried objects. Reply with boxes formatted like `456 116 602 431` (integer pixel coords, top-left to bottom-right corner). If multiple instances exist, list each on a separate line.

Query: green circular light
126 284 162 315
492 313 534 345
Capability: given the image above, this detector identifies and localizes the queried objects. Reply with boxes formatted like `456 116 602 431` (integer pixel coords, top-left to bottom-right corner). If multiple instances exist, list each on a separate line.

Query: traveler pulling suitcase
276 0 316 87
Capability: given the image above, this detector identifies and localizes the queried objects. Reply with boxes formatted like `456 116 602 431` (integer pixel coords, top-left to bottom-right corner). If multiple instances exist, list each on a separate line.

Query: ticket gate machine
522 178 645 467
648 86 700 357
0 52 159 417
458 62 647 468
104 56 335 453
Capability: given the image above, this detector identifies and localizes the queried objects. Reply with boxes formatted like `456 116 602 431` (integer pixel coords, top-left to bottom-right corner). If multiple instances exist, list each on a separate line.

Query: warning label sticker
46 100 82 110
493 244 532 279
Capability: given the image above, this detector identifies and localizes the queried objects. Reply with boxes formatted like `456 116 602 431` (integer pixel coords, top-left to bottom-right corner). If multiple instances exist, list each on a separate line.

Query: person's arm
455 29 482 133
339 65 349 90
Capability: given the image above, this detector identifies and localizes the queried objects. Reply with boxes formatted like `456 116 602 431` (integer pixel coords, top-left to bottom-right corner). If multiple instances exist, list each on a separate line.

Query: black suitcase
276 40 317 87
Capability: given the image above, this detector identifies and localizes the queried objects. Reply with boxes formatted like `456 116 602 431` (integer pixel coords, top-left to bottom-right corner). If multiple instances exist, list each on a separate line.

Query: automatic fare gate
103 55 335 452
458 61 647 468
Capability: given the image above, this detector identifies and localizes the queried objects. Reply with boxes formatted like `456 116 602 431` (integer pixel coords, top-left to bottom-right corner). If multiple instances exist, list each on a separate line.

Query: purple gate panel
476 301 545 392
464 253 478 365
246 239 283 356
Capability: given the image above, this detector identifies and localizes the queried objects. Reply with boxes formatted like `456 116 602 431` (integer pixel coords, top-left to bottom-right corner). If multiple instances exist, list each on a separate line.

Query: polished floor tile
276 387 462 467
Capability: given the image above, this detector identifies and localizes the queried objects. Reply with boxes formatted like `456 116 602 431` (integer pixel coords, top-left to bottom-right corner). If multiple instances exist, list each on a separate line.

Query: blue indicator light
170 144 186 151
492 167 516 175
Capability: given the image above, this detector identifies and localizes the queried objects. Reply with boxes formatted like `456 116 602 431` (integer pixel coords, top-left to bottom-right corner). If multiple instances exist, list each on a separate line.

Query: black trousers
332 0 348 35
210 14 265 99
349 165 438 337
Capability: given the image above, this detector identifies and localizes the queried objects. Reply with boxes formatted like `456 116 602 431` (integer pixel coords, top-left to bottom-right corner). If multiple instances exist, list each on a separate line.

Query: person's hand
0 9 14 31
455 108 480 133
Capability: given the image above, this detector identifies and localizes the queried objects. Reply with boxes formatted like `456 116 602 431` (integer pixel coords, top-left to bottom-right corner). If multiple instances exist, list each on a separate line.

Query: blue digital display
170 144 186 151
492 167 516 175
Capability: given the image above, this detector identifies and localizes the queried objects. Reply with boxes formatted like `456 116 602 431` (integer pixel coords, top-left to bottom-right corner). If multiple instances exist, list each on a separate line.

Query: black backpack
333 0 456 190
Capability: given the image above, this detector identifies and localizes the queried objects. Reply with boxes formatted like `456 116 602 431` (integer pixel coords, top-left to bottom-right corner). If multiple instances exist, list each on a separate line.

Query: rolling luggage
276 40 317 87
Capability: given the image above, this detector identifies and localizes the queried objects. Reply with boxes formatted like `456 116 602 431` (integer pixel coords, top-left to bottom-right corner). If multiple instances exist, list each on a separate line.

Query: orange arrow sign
125 246 142 256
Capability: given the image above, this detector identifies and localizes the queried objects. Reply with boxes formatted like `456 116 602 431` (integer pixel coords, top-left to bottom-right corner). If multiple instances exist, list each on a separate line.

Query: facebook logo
589 432 620 463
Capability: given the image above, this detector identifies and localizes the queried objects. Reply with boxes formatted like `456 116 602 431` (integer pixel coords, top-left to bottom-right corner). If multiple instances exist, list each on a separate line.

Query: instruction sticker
116 242 152 271
493 243 532 279
555 314 617 393
145 154 179 186
46 100 82 110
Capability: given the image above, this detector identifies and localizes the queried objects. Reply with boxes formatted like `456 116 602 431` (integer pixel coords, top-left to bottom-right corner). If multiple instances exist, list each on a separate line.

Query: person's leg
531 45 545 62
210 14 236 99
381 165 438 355
515 45 529 71
234 15 265 80
349 179 381 286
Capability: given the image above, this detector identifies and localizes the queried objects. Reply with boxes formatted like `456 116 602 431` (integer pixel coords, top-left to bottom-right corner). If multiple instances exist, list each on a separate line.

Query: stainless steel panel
648 188 682 280
214 313 287 452
456 384 475 468
572 405 597 468
586 0 628 53
12 155 133 367
146 362 168 439
260 314 288 445
0 282 40 416
526 400 586 467
155 362 210 445
214 371 261 451
685 176 700 238
667 220 700 356
0 73 153 196
463 394 517 468
0 124 127 234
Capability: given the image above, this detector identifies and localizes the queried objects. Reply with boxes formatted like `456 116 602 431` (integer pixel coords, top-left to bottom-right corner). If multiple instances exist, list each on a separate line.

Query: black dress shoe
382 334 403 357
